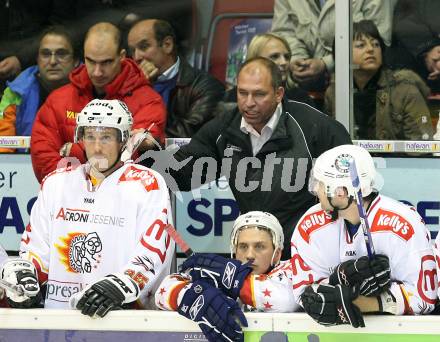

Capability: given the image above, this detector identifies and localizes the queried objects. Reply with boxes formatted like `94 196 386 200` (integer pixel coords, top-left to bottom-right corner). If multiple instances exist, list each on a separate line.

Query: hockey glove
178 280 248 342
71 273 140 317
329 255 391 297
377 290 398 315
301 283 365 328
1 259 41 308
179 253 252 299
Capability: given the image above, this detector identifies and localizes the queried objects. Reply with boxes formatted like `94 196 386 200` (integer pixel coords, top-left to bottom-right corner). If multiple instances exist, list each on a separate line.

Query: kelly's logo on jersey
298 210 332 243
371 208 415 241
55 232 103 273
119 166 159 192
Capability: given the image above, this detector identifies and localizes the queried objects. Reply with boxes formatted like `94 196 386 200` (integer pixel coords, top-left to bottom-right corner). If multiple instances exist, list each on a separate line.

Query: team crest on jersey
371 208 414 241
55 232 103 273
119 165 159 192
298 210 333 243
334 153 352 174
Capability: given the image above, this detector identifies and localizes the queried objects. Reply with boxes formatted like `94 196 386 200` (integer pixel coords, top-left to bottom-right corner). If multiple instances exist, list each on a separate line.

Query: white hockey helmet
230 211 284 263
74 99 133 145
309 144 378 198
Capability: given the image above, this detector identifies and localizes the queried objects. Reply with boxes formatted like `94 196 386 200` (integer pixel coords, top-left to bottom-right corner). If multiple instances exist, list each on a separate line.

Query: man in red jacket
31 22 166 183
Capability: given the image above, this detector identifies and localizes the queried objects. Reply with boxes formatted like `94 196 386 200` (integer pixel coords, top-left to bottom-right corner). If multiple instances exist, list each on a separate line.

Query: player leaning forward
291 145 437 327
156 211 301 341
0 99 174 316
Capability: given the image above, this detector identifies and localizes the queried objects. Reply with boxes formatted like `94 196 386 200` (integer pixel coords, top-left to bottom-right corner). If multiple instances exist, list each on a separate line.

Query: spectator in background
271 0 394 92
0 0 193 90
325 20 433 141
392 0 440 91
128 19 225 138
0 1 51 88
224 33 316 109
0 26 79 153
31 22 166 183
392 0 440 135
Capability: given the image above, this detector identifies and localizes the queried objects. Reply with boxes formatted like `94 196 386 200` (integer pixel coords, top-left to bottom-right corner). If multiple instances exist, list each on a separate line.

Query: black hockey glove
179 253 252 300
329 255 391 297
72 273 140 317
1 259 41 308
178 280 248 342
301 283 365 328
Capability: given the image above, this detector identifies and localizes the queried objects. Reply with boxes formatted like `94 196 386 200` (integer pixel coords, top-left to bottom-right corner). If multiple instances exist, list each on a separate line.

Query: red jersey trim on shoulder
297 209 333 243
40 162 81 189
118 165 159 192
371 208 414 242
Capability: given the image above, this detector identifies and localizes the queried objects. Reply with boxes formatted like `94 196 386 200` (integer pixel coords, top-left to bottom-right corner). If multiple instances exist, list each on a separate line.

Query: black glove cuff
91 281 126 303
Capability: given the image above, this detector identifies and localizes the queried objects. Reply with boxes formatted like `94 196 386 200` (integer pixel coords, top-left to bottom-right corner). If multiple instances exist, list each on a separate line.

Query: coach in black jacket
170 57 351 259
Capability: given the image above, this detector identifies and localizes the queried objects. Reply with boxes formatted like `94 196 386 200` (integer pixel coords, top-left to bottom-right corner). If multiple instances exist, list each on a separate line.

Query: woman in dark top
325 20 433 141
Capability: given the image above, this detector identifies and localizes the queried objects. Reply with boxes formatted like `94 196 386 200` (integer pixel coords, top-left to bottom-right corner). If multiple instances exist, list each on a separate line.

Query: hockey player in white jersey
0 99 175 317
155 211 300 342
291 144 437 328
432 229 440 301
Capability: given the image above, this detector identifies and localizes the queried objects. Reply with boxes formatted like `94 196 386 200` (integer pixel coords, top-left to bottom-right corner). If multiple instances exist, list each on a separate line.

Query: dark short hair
353 20 386 53
153 19 177 56
238 57 283 90
38 25 79 60
332 20 386 61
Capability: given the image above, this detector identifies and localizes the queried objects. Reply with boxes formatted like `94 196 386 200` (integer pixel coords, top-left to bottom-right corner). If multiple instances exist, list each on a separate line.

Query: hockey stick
349 159 376 259
0 279 25 296
120 122 156 163
164 224 194 257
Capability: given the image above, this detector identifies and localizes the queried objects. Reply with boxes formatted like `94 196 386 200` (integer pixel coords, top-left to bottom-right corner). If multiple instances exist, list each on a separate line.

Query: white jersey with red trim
290 194 437 315
155 260 300 313
20 162 175 309
432 234 440 299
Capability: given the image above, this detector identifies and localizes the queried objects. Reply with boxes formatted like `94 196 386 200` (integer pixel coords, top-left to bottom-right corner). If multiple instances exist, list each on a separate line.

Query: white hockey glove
377 290 398 315
0 259 41 308
70 273 140 317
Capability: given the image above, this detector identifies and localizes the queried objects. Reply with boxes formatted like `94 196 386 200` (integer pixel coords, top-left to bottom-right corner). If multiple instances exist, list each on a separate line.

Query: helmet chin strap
328 195 354 221
270 249 281 267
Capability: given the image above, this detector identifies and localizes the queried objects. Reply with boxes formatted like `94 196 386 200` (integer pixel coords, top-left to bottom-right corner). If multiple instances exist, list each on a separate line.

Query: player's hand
301 283 365 328
120 129 155 162
0 56 21 79
138 59 160 82
180 253 252 300
70 273 139 317
329 255 391 296
425 45 440 81
1 259 41 308
59 142 73 157
291 58 325 81
178 280 248 342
